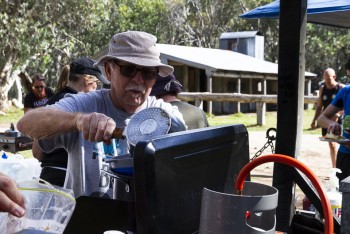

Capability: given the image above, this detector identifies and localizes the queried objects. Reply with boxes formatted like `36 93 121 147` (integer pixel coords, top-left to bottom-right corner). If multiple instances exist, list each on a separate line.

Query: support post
183 66 189 92
206 69 213 115
237 78 241 113
256 102 266 126
273 0 307 231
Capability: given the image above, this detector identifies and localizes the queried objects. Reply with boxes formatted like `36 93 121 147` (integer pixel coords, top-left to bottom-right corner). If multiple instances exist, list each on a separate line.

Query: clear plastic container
5 179 76 234
0 155 42 182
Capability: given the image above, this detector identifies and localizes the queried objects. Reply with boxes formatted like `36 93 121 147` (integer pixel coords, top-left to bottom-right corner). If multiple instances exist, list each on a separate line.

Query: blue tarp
240 0 350 28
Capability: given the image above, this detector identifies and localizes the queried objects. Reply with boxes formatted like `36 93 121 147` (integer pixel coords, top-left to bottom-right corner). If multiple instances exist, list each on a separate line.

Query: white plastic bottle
326 168 342 219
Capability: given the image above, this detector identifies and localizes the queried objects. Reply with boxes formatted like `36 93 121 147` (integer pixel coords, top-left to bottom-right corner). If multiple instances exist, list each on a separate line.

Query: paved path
249 131 331 177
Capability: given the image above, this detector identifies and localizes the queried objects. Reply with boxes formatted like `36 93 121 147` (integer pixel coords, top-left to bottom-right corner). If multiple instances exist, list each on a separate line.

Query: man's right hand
75 112 116 142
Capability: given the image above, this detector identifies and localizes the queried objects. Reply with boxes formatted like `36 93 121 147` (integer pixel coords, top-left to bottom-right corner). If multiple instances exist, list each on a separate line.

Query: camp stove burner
0 124 32 153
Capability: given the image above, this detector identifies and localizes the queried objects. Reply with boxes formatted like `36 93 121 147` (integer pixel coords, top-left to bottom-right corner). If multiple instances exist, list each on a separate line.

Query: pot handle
112 128 125 139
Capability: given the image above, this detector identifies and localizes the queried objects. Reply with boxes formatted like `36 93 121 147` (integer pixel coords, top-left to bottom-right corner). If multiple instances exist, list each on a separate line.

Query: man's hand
328 122 342 136
75 112 116 142
311 120 317 129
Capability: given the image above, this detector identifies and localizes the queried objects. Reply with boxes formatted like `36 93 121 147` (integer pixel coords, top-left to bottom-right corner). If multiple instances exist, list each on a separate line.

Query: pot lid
126 107 171 146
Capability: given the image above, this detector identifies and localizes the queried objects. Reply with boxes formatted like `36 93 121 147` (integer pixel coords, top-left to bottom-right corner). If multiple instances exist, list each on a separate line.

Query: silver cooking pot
111 107 186 146
106 107 186 197
125 107 186 146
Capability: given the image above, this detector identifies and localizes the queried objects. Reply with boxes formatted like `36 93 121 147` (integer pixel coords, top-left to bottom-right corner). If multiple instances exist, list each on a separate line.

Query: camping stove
0 123 32 153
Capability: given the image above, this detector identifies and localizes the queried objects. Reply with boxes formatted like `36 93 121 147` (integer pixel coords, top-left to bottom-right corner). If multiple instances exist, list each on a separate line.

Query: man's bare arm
317 104 342 135
17 108 81 140
32 140 44 161
17 107 116 142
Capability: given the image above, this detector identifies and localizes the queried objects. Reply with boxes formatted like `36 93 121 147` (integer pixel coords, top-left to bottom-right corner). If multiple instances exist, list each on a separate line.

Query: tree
162 0 239 47
1 0 349 112
305 24 350 85
0 0 170 111
162 0 349 91
0 0 112 111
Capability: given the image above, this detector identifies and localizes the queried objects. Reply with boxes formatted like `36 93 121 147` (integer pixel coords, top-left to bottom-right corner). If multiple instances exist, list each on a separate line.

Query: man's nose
131 71 144 83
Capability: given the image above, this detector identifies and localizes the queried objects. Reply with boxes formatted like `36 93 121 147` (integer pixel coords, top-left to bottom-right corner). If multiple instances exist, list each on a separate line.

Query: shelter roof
220 31 262 39
157 44 316 78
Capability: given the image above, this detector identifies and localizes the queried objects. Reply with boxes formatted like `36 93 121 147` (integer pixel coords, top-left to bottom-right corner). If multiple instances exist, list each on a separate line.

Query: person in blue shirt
318 62 350 181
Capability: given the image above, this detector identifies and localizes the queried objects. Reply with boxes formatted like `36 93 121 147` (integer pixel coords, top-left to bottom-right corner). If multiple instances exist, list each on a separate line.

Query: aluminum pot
107 107 186 197
125 107 186 146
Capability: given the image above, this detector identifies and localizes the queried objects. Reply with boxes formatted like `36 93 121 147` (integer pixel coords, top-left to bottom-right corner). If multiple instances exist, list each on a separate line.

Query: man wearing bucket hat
150 73 209 129
18 31 185 199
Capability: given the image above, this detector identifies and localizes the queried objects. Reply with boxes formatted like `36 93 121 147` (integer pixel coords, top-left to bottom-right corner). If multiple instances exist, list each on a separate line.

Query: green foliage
117 0 167 33
234 2 350 89
306 24 350 82
1 0 349 109
0 0 113 88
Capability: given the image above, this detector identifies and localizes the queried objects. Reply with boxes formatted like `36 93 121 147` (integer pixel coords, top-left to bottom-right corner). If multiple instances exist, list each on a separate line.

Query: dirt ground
248 131 333 209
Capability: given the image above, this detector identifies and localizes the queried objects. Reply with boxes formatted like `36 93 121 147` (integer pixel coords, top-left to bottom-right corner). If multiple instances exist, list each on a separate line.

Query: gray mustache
125 85 146 93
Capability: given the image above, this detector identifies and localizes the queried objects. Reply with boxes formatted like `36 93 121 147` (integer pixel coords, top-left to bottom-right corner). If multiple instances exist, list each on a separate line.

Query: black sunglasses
113 61 158 80
34 85 45 89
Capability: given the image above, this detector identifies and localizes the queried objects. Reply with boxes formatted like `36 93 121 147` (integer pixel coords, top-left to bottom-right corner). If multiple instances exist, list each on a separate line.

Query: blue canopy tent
240 0 350 28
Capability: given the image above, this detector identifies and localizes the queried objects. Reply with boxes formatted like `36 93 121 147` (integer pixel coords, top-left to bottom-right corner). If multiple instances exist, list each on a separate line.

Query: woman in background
23 74 54 113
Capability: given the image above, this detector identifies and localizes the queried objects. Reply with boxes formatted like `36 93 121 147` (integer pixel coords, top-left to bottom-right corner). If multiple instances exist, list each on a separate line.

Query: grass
0 107 24 126
1 106 321 158
207 109 320 135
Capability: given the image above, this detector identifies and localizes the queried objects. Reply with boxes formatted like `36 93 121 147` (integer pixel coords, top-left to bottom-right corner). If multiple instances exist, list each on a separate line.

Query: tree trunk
18 72 32 94
0 59 15 111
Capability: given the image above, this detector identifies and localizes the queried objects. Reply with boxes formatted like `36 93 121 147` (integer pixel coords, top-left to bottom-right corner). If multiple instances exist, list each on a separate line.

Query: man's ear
83 76 90 86
104 61 112 82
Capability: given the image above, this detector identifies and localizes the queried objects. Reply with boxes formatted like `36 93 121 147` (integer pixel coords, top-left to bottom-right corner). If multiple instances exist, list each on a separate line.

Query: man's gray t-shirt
39 89 184 198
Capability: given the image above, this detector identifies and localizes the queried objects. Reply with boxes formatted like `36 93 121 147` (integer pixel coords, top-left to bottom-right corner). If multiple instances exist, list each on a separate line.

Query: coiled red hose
234 154 333 234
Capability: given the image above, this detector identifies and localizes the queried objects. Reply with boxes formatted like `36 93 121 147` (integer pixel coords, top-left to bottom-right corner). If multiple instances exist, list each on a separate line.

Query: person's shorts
322 128 328 137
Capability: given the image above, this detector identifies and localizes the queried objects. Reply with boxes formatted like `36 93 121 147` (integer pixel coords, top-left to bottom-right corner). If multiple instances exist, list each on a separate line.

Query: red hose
235 154 333 234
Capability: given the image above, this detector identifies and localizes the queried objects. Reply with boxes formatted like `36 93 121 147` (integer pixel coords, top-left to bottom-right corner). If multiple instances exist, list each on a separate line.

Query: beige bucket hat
94 31 174 77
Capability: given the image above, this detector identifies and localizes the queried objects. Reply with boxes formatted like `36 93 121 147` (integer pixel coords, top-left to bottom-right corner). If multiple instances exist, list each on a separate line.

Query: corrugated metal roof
220 31 263 39
157 44 316 77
